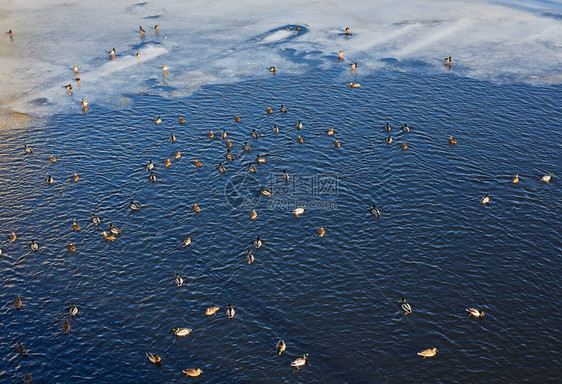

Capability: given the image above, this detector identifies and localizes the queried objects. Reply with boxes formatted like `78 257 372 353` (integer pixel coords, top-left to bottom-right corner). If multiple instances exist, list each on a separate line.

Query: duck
266 106 273 114
252 129 259 139
226 149 234 161
80 99 88 107
349 62 358 69
10 231 17 242
183 368 203 377
206 306 219 316
14 295 22 309
129 201 141 211
101 231 116 241
384 122 391 132
417 348 437 358
256 155 267 164
182 236 192 247
194 159 203 167
260 186 272 196
175 274 184 287
293 206 305 216
318 226 325 237
18 342 28 356
146 352 161 364
541 173 552 183
173 327 192 337
291 354 309 369
73 65 80 74
139 26 146 35
109 48 116 57
250 209 257 220
225 303 235 318
24 144 33 154
155 116 162 125
401 142 408 150
218 163 226 173
226 139 232 148
161 64 170 72
70 304 79 317
297 134 304 143
386 136 393 144
246 250 255 264
371 204 380 217
108 223 121 236
150 172 157 182
448 136 457 145
65 84 73 91
269 66 276 73
249 163 257 173
169 133 176 142
154 25 159 31
338 50 344 60
350 82 361 88
277 340 286 355
444 56 452 65
30 240 38 251
9 29 13 37
272 124 280 133
209 130 215 139
253 236 262 249
297 120 303 130
220 130 227 139
47 175 54 185
193 203 200 213
234 115 241 122
280 105 288 113
72 172 79 182
327 127 334 135
136 52 141 58
63 319 71 334
164 158 171 168
401 298 412 315
402 123 410 132
146 160 154 171
75 77 81 83
345 27 351 35
174 151 181 159
72 221 81 231
92 214 101 226
466 308 485 317
49 154 57 163
512 174 519 183
480 194 490 205
243 142 252 151
282 170 290 181
179 116 185 124
334 139 341 148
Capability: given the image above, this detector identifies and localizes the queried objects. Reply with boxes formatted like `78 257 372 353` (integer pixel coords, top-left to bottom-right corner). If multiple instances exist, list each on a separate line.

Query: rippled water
1 68 560 383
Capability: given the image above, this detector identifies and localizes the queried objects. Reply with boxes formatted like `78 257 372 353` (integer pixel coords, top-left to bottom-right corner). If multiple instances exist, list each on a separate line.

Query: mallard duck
218 163 226 173
101 231 116 241
194 159 203 167
256 155 267 164
234 115 241 122
338 50 344 60
371 204 380 217
75 77 81 82
254 236 262 248
293 206 305 216
466 308 484 317
247 250 255 264
130 201 141 211
226 149 234 161
243 142 252 151
150 172 157 182
9 231 17 242
65 84 73 91
266 106 273 114
146 352 161 364
250 209 257 220
386 136 393 144
175 274 184 287
49 154 57 162
173 327 192 337
226 303 236 318
384 122 391 132
14 295 22 309
8 29 13 37
81 99 89 107
47 175 54 185
154 25 159 30
280 105 288 113
193 203 200 213
402 123 410 132
444 56 452 65
72 221 81 231
109 48 116 57
269 66 276 73
183 368 202 377
541 173 552 183
139 26 145 34
70 304 79 317
401 142 408 150
448 136 457 145
401 298 412 315
260 186 272 196
350 82 360 88
318 226 325 237
252 129 259 139
283 170 289 181
291 354 308 369
155 116 162 125
334 139 341 148
512 174 519 183
183 236 192 247
18 342 28 356
327 127 334 135
161 64 170 72
164 158 172 168
277 340 286 355
30 240 38 251
72 172 79 182
417 348 437 358
169 133 176 142
24 144 33 154
146 160 154 171
175 151 181 159
108 223 121 235
63 319 71 334
480 194 490 205
179 116 185 124
220 130 227 139
209 130 215 139
272 124 279 133
206 307 219 316
349 62 358 69
345 27 351 35
249 163 257 173
297 134 304 143
23 373 32 384
297 120 303 130
136 52 141 58
226 139 232 148
92 214 101 225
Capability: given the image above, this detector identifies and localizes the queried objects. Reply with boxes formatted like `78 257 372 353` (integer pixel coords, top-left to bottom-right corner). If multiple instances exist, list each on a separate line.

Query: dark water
1 68 560 383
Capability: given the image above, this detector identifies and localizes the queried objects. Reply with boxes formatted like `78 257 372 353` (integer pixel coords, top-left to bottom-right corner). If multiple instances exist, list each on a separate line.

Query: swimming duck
272 124 280 133
220 130 227 139
129 201 141 211
23 373 32 384
318 226 325 237
256 155 267 164
194 159 203 167
401 298 412 315
63 319 71 334
209 130 215 138
150 172 157 182
448 136 457 145
139 26 145 35
75 77 81 82
182 236 192 247
297 120 303 130
72 221 81 231
386 136 393 144
206 307 219 316
350 82 360 88
50 154 57 162
243 142 252 151
136 52 141 58
65 84 73 91
9 232 17 242
175 151 181 159
24 144 33 154
250 209 258 220
146 352 161 365
249 163 257 173
418 348 437 358
512 174 519 183
345 27 351 35
14 296 22 309
246 250 255 264
334 139 341 148
70 304 79 317
277 340 286 355
9 30 13 37
165 158 172 168
81 99 89 107
266 106 273 114
154 25 159 30
293 206 305 216
175 274 184 287
155 116 162 125
146 160 154 171
401 142 408 150
234 115 241 122
252 129 259 139
291 354 308 369
260 186 272 196
108 223 121 235
338 50 344 60
384 122 391 132
225 303 235 318
193 203 200 213
92 214 101 226
218 163 226 173
226 149 234 161
466 308 485 317
101 231 116 241
170 133 176 142
18 342 28 356
541 173 552 183
173 327 192 337
283 170 289 181
179 116 185 124
269 66 276 73
226 139 232 148
444 56 452 65
30 240 38 251
327 127 334 135
297 134 304 143
402 124 410 132
47 175 54 185
371 204 380 217
72 172 79 182
280 105 288 113
161 64 170 72
254 236 262 248
183 368 203 377
349 62 358 69
480 194 490 205
109 48 116 57
73 65 79 74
